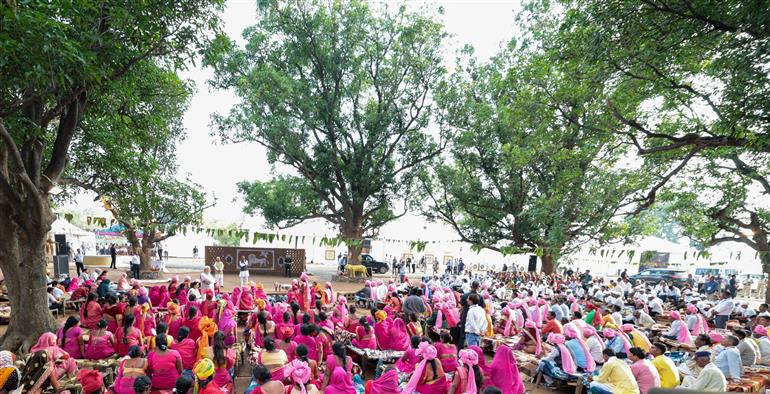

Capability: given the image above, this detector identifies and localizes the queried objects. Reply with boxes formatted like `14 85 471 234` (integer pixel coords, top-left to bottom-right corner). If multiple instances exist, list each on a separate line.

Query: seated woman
172 326 197 373
196 316 218 361
275 312 295 341
251 311 275 348
402 343 448 394
248 364 285 394
286 359 320 394
218 309 237 347
512 320 542 355
537 333 578 386
322 342 354 390
620 324 652 353
435 331 459 373
294 324 321 362
385 318 410 351
257 337 289 383
115 314 143 357
147 335 182 390
323 366 356 394
449 349 483 394
85 319 115 360
373 310 391 350
113 345 147 394
352 317 377 350
23 333 79 391
343 306 361 333
488 345 526 394
295 344 320 387
102 294 125 333
166 302 183 339
395 336 421 373
80 293 103 330
211 331 236 392
276 325 298 361
57 316 85 359
406 313 423 337
364 368 400 394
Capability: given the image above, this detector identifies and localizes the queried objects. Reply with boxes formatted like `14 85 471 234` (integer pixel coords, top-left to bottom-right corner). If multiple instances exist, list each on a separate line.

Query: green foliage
209 222 244 246
205 0 447 243
423 34 645 270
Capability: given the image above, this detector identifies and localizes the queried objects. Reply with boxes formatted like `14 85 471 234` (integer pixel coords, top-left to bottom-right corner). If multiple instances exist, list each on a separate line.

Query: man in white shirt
736 302 756 319
679 351 727 391
130 253 140 279
464 293 487 347
712 291 735 329
200 266 216 291
648 294 664 317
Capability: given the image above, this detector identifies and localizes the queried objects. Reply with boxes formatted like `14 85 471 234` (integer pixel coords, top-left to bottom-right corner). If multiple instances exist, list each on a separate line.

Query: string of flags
77 215 770 259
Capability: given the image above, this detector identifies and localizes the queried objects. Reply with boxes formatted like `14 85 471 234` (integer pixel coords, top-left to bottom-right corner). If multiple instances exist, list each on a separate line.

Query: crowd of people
14 264 770 394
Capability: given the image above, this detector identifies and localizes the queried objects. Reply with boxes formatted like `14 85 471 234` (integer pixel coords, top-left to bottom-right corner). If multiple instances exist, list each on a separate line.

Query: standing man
432 258 438 275
74 248 85 276
392 257 398 276
457 258 465 275
743 276 754 298
192 245 199 263
238 256 250 286
284 257 293 278
464 294 487 348
729 275 738 298
109 244 117 269
157 242 164 262
200 266 216 291
130 251 140 279
457 281 486 349
580 270 592 292
712 291 735 329
213 257 224 287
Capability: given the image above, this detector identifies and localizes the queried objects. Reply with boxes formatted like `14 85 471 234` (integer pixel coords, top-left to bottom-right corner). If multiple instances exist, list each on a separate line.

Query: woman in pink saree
294 324 321 362
80 293 103 330
85 319 116 359
365 368 399 394
449 349 482 394
352 317 377 350
240 286 255 310
385 318 409 351
66 277 80 292
435 331 459 373
116 273 129 291
489 345 525 394
322 342 353 389
373 311 391 350
219 309 237 346
324 366 356 394
469 345 492 376
395 336 421 373
332 296 348 327
254 282 268 300
57 316 85 359
149 286 161 306
30 332 78 380
157 286 171 307
403 343 448 394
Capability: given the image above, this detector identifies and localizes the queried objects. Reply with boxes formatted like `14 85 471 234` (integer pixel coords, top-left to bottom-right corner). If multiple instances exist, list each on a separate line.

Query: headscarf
568 295 580 313
193 358 215 394
709 331 724 343
326 366 356 394
459 349 479 394
300 273 312 307
524 320 543 356
564 324 595 372
755 325 768 337
375 310 387 322
547 333 576 373
488 345 525 394
669 310 693 344
621 324 652 350
66 277 80 292
283 359 311 394
166 302 180 324
390 318 410 351
583 325 605 351
603 328 630 353
30 332 61 356
218 309 236 336
77 369 103 393
232 287 243 310
196 317 218 361
687 304 710 335
336 295 348 320
469 345 491 375
369 368 400 394
401 343 437 394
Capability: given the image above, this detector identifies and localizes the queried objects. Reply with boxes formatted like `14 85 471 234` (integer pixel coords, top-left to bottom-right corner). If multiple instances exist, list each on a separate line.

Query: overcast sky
166 0 520 239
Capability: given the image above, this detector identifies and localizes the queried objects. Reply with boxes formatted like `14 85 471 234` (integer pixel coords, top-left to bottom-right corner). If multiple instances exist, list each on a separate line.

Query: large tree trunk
342 213 364 266
541 250 555 274
761 252 770 305
0 205 57 351
139 231 155 272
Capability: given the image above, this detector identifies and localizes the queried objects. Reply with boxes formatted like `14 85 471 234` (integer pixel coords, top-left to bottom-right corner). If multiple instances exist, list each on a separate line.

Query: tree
64 63 209 272
549 0 770 296
423 44 644 273
0 1 222 350
210 221 245 247
206 0 447 262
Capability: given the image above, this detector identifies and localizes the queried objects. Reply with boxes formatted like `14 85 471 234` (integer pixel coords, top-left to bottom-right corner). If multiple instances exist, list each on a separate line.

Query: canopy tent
49 218 97 252
95 223 143 239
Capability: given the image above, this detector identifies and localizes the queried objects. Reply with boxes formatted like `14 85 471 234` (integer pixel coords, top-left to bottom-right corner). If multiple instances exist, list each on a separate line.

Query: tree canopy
205 0 448 259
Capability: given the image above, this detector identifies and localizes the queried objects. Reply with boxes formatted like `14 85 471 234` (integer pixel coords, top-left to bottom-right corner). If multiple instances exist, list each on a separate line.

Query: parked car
630 268 689 287
360 254 389 275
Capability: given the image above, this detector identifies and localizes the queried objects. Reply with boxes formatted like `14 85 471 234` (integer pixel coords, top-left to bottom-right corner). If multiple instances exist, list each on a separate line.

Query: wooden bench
534 370 584 394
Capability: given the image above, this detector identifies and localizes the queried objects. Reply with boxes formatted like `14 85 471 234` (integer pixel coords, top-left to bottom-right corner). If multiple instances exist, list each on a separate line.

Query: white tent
49 218 97 253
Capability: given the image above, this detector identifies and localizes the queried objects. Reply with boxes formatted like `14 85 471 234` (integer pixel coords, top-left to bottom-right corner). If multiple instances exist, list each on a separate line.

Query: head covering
196 317 218 361
564 324 595 372
524 320 543 356
284 359 311 394
0 351 14 367
755 325 768 336
30 332 58 353
369 368 400 394
583 325 605 351
193 358 215 394
488 345 525 394
326 366 356 394
459 349 479 394
547 334 576 373
77 369 103 392
695 351 712 358
708 331 724 343
670 310 693 343
469 345 491 375
401 343 437 394
375 310 387 322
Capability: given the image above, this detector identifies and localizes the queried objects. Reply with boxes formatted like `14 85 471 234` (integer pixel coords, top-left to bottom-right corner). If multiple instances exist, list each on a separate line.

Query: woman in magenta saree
352 317 377 350
488 345 525 394
373 311 391 350
395 336 420 373
403 343 448 394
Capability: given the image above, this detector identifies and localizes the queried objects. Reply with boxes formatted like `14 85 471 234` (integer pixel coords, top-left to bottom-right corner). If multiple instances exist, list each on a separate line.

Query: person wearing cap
678 351 727 391
714 335 742 379
77 369 105 394
587 348 638 394
753 325 770 365
647 294 663 318
192 358 221 394
633 306 656 329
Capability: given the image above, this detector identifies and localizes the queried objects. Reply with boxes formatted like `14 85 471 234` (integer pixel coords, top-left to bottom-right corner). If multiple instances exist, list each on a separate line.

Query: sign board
205 246 306 277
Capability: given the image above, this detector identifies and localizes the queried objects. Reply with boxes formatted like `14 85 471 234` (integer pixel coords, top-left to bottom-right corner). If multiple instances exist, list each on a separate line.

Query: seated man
650 342 680 389
588 348 639 394
679 351 727 391
537 333 579 386
714 335 742 379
